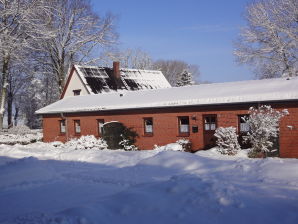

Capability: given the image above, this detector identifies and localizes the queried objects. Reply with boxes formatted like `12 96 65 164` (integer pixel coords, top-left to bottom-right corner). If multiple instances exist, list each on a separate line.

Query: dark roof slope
75 65 171 94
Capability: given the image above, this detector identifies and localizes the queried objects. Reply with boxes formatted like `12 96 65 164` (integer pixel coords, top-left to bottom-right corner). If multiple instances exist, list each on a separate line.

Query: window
60 120 66 133
74 120 81 134
144 118 153 135
238 115 250 132
178 117 190 134
73 89 81 96
97 119 104 135
204 115 217 131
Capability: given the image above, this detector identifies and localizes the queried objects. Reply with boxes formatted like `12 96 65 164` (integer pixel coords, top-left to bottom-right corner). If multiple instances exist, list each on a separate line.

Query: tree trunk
7 90 13 128
0 57 9 129
14 107 19 126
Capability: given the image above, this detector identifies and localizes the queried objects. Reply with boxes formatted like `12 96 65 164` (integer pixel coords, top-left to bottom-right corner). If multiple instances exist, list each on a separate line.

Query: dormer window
73 89 81 96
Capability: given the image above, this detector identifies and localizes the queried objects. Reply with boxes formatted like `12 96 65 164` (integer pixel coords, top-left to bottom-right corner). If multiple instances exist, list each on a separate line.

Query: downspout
60 112 69 141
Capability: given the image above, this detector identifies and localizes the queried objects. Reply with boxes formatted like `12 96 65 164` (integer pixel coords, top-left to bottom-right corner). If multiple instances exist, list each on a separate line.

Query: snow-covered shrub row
214 127 241 155
244 105 289 157
6 125 32 135
62 135 108 150
0 133 43 145
51 135 108 150
0 125 43 145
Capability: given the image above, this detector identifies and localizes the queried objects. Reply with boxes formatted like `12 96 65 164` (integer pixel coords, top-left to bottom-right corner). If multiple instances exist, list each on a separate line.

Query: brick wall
42 101 298 158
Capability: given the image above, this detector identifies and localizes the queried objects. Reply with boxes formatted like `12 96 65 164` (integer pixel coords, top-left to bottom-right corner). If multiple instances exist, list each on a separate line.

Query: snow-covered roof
74 65 171 94
36 77 298 114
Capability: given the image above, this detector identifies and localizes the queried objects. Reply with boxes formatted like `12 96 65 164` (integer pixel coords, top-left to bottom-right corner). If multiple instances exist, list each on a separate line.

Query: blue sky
91 0 254 83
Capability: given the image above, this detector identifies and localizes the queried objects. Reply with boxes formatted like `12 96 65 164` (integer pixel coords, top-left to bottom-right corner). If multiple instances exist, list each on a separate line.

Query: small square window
60 120 66 133
178 117 190 134
74 120 81 134
73 89 81 96
144 118 153 135
204 115 217 131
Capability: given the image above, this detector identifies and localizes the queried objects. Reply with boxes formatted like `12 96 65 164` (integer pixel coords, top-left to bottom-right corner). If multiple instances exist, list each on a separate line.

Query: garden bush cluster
214 105 289 157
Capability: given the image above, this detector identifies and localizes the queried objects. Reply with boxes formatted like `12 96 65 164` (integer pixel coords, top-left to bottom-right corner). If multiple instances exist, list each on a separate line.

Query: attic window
73 89 81 96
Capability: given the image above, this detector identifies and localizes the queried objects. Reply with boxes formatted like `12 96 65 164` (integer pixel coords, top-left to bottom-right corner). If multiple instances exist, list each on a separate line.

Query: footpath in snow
0 143 298 224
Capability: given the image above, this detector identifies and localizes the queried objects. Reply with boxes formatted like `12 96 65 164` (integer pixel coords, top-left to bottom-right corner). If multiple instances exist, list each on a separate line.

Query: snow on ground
0 143 298 224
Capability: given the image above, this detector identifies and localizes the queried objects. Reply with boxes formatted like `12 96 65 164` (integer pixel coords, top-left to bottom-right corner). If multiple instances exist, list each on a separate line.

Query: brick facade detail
42 101 298 158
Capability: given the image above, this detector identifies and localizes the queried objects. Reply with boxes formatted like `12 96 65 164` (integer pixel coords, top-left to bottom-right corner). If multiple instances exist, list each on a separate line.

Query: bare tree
0 0 51 128
6 66 30 127
234 0 298 78
153 60 200 86
34 0 117 94
108 48 154 69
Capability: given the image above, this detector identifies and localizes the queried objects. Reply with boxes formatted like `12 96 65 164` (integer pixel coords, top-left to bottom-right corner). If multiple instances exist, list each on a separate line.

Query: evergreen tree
176 70 194 87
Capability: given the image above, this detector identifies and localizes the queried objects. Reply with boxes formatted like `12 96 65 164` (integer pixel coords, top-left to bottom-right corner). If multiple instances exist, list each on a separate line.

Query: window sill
143 133 153 137
59 133 66 136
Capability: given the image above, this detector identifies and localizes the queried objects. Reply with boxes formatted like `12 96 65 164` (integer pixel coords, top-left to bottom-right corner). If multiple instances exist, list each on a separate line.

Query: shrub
119 134 138 151
7 125 32 135
214 127 241 155
176 138 191 152
0 132 43 145
244 105 289 157
64 135 108 150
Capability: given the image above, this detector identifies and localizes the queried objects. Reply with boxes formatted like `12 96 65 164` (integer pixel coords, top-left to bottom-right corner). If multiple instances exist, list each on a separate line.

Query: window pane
145 119 153 126
205 124 210 130
240 123 250 132
210 123 216 130
60 120 66 133
98 120 104 134
144 118 153 133
204 117 210 123
240 115 248 123
75 121 81 133
180 124 189 133
180 117 189 125
145 125 153 133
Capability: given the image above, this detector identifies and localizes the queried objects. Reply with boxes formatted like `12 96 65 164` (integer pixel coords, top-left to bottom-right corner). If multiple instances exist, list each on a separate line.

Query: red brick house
36 77 298 158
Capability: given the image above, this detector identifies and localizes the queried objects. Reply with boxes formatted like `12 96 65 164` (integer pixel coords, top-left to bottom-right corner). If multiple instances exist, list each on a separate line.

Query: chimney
113 61 120 79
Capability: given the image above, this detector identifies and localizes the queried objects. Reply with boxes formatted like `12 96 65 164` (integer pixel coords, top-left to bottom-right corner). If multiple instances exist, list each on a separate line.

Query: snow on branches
244 105 289 155
176 70 194 87
214 127 241 155
234 0 298 78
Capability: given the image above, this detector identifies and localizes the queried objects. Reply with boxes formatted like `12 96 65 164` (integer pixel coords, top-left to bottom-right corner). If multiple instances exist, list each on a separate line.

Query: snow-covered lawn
0 143 297 224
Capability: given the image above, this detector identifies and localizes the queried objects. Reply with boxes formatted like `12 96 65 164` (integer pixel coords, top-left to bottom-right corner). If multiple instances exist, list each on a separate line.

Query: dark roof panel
75 65 171 94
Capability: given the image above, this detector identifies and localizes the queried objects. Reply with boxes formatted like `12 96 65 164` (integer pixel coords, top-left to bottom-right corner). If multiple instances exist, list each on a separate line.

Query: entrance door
203 115 217 149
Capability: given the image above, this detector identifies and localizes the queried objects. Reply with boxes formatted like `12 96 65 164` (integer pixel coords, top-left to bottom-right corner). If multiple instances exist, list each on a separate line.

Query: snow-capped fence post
244 105 289 158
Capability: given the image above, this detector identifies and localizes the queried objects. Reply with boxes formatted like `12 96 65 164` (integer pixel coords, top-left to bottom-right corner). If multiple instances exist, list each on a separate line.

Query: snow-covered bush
6 125 32 135
153 139 191 152
119 134 138 151
64 135 108 150
0 132 43 145
214 127 241 155
176 138 191 152
244 105 289 157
